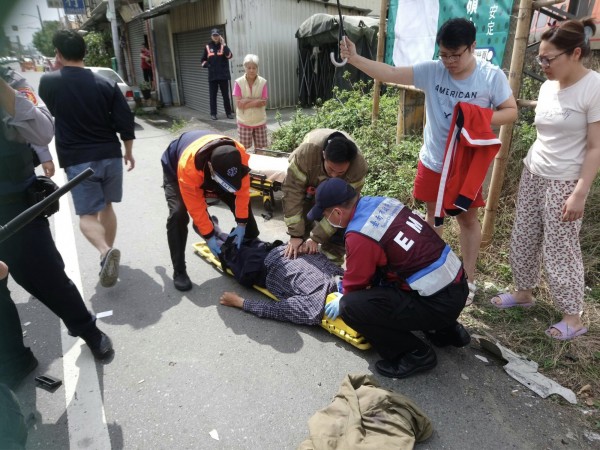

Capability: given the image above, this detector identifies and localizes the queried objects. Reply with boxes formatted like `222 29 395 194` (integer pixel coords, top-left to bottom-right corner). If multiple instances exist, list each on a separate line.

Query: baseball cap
211 28 220 36
210 145 249 192
307 178 357 221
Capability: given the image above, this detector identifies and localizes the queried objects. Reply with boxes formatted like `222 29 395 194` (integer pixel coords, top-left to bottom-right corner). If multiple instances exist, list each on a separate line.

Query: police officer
201 29 234 120
0 67 113 389
161 130 259 291
309 178 470 379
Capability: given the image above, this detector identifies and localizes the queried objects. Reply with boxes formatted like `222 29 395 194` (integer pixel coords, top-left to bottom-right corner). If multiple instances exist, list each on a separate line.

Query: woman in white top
232 54 268 151
490 18 600 341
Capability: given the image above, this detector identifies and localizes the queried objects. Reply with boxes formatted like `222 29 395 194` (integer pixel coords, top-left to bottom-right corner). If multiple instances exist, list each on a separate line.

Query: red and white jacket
434 102 501 227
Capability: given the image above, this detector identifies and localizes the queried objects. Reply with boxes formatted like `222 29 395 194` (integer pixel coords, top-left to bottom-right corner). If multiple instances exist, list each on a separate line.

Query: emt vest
346 197 462 296
0 129 35 195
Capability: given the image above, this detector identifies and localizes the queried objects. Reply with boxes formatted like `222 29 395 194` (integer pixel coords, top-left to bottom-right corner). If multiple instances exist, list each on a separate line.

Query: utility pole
107 0 124 78
36 5 44 31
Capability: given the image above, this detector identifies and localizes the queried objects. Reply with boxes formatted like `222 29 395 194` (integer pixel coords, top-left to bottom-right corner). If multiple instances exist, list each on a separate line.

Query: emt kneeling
310 179 471 379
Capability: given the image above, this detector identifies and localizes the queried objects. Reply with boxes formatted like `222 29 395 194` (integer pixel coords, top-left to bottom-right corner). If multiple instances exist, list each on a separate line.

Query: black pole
0 168 94 244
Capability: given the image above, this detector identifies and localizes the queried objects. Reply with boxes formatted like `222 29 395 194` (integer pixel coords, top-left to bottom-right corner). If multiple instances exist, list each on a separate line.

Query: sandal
490 292 535 309
545 320 587 341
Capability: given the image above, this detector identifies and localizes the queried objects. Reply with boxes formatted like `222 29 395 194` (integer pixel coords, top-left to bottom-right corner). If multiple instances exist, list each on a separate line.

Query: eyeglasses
535 50 569 67
438 46 470 63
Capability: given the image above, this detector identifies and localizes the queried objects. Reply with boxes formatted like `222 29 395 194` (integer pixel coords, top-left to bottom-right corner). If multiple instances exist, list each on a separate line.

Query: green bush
83 32 113 68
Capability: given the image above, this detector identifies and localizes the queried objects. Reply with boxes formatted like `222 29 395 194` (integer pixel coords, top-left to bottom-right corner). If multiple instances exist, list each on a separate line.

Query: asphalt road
5 68 596 450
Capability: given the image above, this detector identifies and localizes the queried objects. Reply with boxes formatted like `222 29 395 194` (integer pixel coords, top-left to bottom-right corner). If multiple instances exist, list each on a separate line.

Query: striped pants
509 168 584 315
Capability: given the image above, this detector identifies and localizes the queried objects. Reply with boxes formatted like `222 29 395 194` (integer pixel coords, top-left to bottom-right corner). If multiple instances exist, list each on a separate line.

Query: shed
296 14 380 106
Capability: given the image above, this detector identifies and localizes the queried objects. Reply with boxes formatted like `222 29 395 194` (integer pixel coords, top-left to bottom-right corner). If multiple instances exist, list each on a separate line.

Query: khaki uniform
282 129 367 261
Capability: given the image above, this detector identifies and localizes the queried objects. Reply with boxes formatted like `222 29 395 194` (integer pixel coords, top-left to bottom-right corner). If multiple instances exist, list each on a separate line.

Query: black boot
375 346 437 379
173 271 192 291
80 327 113 360
424 322 471 348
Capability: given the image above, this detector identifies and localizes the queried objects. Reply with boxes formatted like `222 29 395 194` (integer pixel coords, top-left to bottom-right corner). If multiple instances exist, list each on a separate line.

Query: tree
32 21 61 56
83 31 113 67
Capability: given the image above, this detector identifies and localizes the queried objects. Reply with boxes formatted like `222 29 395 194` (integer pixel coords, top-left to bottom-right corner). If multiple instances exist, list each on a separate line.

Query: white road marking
54 169 111 449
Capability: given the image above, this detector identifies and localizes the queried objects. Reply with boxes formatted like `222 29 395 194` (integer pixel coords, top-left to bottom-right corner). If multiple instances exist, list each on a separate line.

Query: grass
168 118 188 134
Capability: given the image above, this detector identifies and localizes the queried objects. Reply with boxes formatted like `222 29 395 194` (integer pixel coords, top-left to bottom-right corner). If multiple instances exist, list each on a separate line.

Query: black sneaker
226 113 234 119
375 346 437 379
211 114 218 120
80 328 113 360
425 322 471 348
173 271 192 291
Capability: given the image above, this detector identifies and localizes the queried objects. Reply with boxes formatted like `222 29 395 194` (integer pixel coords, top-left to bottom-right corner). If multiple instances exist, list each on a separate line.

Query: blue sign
62 0 86 15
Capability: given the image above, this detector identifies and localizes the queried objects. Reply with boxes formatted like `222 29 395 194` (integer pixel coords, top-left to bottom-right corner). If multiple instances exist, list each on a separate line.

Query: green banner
386 0 514 67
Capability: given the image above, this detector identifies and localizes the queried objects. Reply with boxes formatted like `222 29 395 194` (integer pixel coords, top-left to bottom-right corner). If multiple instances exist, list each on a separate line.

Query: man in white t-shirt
340 18 517 304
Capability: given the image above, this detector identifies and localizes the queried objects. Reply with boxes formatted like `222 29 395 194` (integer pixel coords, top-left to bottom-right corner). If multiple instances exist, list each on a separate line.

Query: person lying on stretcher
212 221 343 325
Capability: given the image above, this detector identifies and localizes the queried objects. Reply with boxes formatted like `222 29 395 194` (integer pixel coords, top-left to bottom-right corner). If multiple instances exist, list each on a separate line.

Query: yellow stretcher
192 241 370 350
247 152 289 220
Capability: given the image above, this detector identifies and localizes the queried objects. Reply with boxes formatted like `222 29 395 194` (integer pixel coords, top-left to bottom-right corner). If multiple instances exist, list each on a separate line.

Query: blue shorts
65 158 123 216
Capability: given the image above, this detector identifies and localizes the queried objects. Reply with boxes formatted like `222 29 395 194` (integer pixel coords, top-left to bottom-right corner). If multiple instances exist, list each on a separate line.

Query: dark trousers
209 79 232 116
0 383 27 449
163 175 259 273
0 199 95 371
340 275 468 360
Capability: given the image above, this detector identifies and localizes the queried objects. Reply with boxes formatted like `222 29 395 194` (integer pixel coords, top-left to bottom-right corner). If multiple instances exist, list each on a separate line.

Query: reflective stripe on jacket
347 196 460 296
175 132 249 238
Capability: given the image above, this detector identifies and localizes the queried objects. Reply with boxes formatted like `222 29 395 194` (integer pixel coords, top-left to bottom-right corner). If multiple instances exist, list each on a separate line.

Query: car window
93 69 123 84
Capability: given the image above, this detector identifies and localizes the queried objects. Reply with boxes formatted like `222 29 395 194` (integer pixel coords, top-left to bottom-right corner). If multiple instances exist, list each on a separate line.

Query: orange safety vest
177 134 250 238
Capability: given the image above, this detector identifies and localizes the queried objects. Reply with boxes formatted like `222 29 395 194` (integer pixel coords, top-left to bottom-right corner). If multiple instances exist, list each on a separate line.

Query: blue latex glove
229 224 246 249
324 293 342 321
206 236 221 257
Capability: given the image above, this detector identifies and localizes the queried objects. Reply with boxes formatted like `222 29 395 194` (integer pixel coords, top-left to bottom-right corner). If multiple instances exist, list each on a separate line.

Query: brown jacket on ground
298 374 433 450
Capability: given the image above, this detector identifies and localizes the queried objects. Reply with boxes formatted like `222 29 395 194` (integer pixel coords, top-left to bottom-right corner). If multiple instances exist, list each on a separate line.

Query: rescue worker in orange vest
161 131 258 291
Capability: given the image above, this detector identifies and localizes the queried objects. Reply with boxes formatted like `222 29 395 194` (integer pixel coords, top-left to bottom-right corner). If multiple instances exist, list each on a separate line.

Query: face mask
326 209 344 228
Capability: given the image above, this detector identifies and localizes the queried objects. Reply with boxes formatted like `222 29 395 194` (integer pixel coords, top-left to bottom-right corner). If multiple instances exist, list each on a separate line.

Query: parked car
88 67 141 113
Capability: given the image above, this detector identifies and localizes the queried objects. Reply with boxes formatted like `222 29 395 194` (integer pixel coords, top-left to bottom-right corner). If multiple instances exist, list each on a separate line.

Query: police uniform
0 69 109 387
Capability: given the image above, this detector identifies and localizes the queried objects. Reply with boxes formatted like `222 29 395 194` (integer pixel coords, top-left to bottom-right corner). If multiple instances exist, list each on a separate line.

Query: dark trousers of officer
209 79 232 116
340 274 468 361
163 175 259 273
0 199 96 374
0 383 27 449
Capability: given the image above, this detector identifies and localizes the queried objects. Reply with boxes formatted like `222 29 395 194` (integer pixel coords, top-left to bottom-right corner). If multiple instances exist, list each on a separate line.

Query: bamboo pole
371 0 388 123
481 0 534 248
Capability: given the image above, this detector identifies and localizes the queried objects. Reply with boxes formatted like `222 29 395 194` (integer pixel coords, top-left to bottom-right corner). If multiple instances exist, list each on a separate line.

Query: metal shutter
127 19 145 85
175 28 229 115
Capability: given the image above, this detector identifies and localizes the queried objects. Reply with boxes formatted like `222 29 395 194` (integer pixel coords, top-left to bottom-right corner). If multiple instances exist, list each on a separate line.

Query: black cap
211 28 220 36
210 145 248 191
307 178 357 221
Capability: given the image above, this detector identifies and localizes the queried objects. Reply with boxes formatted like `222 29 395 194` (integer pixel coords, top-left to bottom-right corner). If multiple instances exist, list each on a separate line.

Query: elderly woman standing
490 18 600 341
232 54 268 151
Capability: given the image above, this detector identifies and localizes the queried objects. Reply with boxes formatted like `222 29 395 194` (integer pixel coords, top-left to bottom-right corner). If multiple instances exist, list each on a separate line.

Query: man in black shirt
39 30 135 288
201 28 234 120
